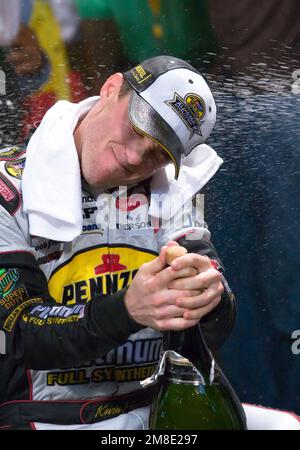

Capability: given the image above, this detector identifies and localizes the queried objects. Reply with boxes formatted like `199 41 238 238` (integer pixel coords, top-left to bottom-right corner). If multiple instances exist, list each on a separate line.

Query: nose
125 147 145 166
125 136 153 167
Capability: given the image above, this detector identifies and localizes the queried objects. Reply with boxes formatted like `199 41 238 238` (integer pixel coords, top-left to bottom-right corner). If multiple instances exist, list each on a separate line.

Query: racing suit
0 101 235 430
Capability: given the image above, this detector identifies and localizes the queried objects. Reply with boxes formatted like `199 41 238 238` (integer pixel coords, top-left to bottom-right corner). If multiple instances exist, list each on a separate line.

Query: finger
169 268 222 290
183 296 222 321
179 289 206 298
152 287 202 307
157 316 199 331
153 264 200 288
171 253 212 272
157 242 184 271
176 282 224 309
150 242 183 275
169 266 198 280
143 246 168 275
165 241 180 248
152 304 187 322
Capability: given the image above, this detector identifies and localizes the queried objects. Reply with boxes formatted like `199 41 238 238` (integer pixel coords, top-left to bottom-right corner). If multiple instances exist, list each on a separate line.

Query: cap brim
128 91 184 179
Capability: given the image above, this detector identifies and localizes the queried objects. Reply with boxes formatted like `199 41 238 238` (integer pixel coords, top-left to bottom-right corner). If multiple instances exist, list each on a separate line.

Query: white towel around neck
22 97 99 241
149 144 222 221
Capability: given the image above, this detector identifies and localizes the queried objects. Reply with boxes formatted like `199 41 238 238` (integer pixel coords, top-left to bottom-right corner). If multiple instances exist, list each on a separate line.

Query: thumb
165 240 180 248
146 245 169 274
194 255 212 272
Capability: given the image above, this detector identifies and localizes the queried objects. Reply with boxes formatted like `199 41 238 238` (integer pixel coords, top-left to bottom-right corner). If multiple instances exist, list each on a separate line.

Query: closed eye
130 124 171 166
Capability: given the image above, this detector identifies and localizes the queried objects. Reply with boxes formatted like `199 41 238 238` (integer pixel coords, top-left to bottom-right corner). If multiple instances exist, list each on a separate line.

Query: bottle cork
166 246 188 265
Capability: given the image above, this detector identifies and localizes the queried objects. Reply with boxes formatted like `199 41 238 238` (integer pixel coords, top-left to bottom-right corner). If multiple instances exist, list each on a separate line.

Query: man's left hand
167 251 224 321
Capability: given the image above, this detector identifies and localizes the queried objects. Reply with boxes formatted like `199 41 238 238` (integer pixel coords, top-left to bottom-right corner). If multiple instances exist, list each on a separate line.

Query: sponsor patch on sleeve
3 297 43 332
0 172 21 215
0 147 25 161
5 158 26 180
0 268 19 299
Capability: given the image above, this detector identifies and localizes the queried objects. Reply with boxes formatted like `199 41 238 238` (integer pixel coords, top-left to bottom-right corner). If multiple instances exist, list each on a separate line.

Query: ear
99 72 124 100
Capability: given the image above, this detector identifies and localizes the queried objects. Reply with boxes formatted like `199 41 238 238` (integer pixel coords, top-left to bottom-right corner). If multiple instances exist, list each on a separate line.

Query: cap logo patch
5 158 26 180
131 65 153 84
165 93 206 139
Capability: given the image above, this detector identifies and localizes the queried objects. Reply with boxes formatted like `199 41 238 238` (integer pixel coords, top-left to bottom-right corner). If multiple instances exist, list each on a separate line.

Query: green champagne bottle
149 324 247 430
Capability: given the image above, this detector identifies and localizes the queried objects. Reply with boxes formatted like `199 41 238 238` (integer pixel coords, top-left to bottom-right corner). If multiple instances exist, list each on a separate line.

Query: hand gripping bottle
148 246 247 430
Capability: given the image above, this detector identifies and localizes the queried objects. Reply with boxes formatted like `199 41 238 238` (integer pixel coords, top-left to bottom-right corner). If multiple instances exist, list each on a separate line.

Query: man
0 56 234 429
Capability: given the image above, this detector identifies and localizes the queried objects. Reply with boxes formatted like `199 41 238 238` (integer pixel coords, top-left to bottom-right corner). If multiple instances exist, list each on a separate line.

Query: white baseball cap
124 55 216 179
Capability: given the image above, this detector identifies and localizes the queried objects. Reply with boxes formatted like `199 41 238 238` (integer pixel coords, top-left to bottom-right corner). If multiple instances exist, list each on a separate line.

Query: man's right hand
124 245 202 331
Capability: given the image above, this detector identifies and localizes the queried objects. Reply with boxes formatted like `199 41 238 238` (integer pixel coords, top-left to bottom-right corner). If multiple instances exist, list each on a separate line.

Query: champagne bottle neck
163 324 213 380
165 357 206 385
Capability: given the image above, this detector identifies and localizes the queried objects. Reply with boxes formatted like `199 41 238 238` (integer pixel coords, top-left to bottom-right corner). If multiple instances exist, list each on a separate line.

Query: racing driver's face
74 73 171 189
